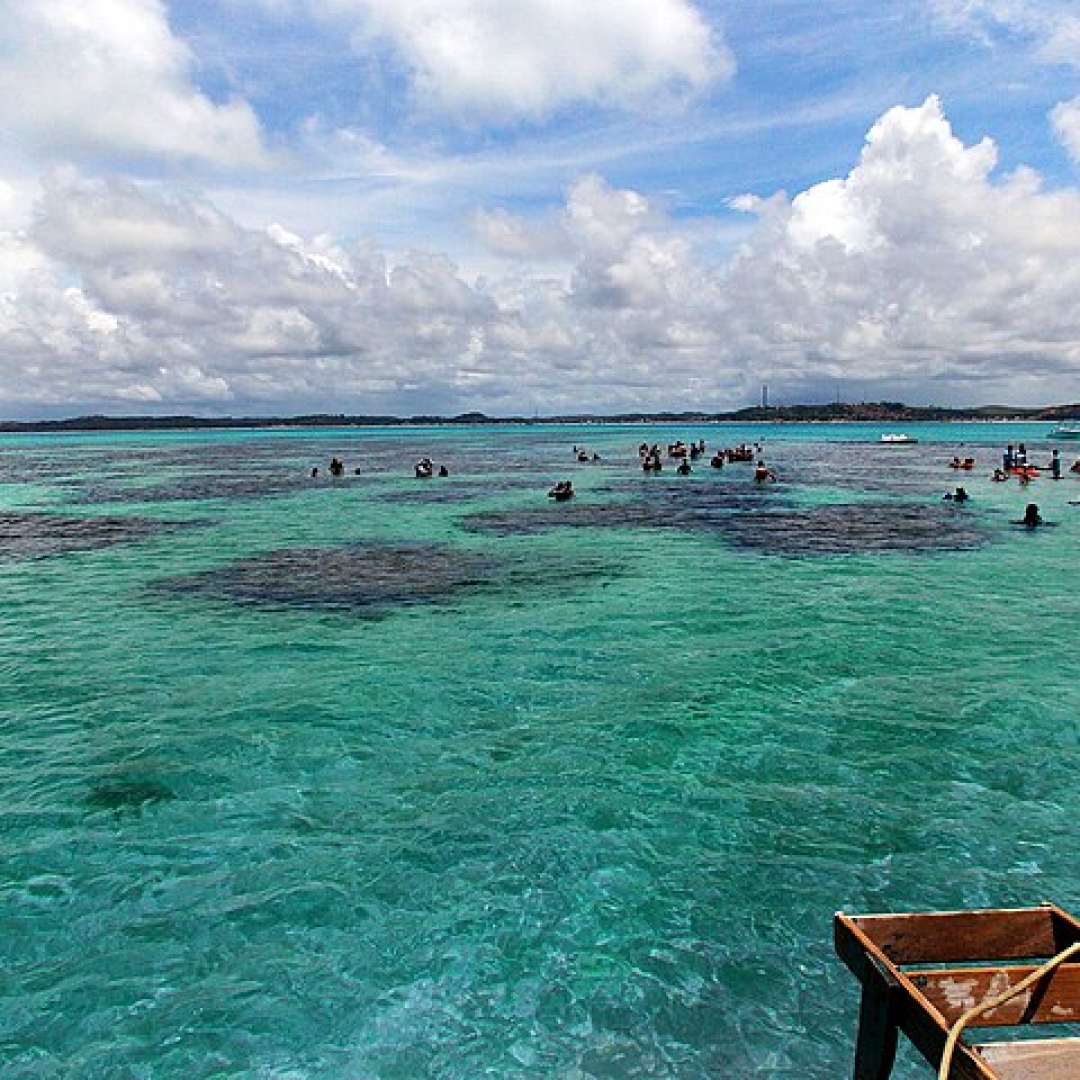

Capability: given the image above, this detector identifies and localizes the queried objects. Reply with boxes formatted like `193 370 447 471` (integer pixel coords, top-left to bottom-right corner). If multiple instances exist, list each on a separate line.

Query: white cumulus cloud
4 97 1080 415
1051 97 1080 164
724 96 1080 402
0 0 269 168
931 1 1080 68
316 0 730 121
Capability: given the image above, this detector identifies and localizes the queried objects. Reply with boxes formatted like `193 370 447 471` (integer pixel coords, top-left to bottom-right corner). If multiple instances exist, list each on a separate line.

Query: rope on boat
937 939 1080 1079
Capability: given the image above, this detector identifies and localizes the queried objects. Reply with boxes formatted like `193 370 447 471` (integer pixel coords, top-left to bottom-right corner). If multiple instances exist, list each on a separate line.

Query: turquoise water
2 421 1078 1079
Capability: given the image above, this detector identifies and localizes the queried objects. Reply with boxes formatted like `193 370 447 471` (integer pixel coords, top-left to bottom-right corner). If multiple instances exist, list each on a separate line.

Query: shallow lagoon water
2 421 1079 1078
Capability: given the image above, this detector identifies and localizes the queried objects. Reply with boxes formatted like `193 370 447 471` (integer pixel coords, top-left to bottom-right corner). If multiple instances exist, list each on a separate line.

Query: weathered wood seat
835 904 1080 1079
978 1038 1080 1080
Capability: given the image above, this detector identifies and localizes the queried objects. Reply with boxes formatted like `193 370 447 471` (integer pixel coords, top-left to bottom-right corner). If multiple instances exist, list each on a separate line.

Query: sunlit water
2 421 1078 1079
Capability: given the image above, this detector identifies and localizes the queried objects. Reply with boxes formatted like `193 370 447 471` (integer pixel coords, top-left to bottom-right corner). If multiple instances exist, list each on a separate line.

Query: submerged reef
85 779 176 812
463 486 985 556
154 542 614 616
727 502 986 555
0 511 191 561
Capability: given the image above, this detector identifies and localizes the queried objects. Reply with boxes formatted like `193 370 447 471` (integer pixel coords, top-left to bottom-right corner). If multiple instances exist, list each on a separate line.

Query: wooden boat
835 904 1080 1079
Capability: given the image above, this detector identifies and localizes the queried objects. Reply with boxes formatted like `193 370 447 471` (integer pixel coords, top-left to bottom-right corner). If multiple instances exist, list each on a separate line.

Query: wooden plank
835 914 999 1079
885 979 999 1080
910 963 1080 1027
849 908 1066 965
977 1038 1080 1080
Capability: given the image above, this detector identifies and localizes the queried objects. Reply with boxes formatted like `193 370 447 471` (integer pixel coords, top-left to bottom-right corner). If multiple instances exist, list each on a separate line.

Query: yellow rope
937 939 1080 1079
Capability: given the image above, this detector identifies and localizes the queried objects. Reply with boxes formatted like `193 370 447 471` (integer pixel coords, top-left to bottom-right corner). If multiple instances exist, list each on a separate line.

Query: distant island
3 401 1080 433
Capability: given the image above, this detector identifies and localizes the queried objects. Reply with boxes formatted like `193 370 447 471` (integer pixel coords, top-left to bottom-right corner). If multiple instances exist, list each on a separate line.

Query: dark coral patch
462 487 986 556
462 485 767 537
389 478 538 505
86 779 175 812
157 543 501 614
727 502 986 555
75 473 313 505
761 442 962 497
463 502 657 537
155 542 616 614
0 512 191 561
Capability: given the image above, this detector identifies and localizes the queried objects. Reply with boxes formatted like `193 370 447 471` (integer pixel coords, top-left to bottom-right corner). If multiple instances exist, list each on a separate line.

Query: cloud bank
3 96 1080 416
0 0 269 168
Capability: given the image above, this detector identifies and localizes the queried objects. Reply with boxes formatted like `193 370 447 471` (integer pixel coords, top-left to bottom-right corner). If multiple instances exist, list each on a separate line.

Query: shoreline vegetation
2 401 1080 433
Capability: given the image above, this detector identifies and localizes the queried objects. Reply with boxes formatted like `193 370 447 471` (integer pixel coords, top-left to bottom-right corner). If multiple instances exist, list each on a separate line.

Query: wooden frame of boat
835 904 1080 1079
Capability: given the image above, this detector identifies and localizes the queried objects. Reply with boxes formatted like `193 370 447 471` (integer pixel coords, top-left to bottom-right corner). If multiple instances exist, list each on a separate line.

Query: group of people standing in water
310 455 450 478
991 443 1080 482
941 441 1080 527
546 437 779 500
633 439 777 482
949 444 1074 486
311 456 354 478
413 457 450 478
312 436 785 493
308 436 1072 533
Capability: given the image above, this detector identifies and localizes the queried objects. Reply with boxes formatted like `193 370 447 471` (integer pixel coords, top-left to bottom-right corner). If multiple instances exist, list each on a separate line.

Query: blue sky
0 0 1078 417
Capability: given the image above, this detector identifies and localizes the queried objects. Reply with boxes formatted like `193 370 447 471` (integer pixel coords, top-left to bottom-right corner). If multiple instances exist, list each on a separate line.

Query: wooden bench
835 904 1080 1079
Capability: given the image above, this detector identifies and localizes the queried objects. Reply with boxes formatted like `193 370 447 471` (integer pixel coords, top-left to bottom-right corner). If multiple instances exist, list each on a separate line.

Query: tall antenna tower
762 383 769 410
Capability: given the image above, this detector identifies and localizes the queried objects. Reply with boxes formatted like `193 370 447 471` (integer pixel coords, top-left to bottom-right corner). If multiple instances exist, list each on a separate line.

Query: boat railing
835 903 1080 1079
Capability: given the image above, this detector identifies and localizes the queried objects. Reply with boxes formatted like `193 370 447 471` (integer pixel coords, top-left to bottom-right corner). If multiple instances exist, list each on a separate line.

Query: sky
0 1 1079 418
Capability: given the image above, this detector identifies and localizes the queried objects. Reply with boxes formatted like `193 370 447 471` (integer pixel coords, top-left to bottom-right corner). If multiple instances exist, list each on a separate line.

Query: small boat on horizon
1049 422 1080 439
880 432 917 444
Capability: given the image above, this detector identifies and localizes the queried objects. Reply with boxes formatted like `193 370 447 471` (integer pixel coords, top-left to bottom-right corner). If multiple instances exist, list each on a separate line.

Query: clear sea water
2 421 1078 1079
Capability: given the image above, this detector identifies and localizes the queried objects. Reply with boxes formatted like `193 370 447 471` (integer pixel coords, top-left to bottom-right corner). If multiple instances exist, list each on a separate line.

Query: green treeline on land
2 402 1080 432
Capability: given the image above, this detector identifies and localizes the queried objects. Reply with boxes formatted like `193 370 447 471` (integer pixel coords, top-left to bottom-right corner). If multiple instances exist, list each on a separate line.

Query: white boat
1049 422 1080 439
880 433 917 444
